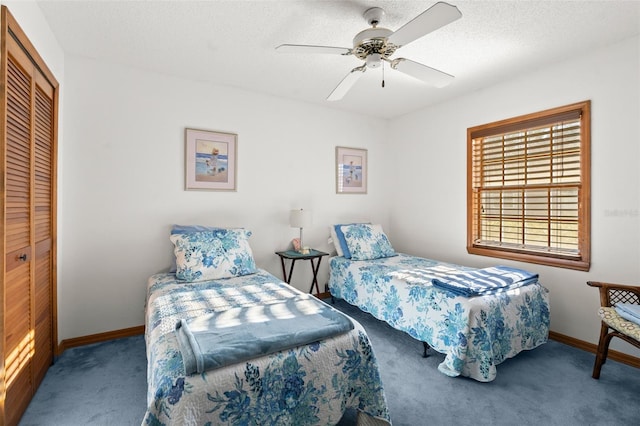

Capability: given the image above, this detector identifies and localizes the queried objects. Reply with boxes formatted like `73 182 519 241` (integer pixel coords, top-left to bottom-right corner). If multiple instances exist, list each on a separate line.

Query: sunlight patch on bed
208 297 324 328
390 265 460 284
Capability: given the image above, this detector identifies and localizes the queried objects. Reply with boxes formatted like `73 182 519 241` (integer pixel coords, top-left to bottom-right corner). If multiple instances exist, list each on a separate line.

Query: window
467 101 591 271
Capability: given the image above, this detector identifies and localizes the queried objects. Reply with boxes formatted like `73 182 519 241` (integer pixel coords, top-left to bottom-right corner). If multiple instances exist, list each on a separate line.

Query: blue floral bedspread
329 254 550 382
143 270 391 425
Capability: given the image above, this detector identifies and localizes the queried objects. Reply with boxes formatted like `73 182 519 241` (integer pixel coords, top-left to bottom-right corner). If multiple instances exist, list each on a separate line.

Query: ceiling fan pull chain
382 61 385 88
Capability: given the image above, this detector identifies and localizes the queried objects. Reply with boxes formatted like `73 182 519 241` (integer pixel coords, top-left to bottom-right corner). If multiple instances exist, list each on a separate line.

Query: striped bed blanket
431 265 539 297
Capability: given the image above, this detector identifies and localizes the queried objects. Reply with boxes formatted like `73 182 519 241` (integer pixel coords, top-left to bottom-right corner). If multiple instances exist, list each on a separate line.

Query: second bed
329 252 550 382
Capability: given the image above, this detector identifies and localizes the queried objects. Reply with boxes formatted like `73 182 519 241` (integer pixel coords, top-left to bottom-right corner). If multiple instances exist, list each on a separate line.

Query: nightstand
275 249 329 296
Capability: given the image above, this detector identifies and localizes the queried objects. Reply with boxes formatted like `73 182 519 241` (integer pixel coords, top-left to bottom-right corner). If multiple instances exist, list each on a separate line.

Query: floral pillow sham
331 222 371 258
169 224 223 272
170 228 257 282
340 223 396 261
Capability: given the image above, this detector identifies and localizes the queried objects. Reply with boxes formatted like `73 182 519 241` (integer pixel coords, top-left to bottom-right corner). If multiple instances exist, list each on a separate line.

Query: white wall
388 35 640 356
58 55 390 341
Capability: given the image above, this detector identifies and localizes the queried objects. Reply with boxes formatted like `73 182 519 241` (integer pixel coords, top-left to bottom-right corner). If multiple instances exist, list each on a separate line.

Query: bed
143 226 391 425
328 223 550 383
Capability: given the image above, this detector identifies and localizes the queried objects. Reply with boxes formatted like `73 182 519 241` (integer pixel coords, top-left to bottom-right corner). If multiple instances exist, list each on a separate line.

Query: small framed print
185 128 237 191
292 238 301 251
336 146 367 194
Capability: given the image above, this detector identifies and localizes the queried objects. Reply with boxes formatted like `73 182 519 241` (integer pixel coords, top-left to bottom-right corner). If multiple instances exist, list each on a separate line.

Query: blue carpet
20 298 640 425
19 336 147 426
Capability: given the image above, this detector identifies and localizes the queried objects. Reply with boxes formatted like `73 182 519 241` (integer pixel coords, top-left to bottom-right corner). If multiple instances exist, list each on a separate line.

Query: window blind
467 101 590 270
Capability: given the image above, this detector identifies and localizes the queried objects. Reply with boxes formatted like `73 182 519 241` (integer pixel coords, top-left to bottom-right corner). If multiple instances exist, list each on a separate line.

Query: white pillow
329 226 344 257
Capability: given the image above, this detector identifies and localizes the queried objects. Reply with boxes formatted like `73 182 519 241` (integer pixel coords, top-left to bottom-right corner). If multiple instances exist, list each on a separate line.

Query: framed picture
336 146 367 194
185 128 237 191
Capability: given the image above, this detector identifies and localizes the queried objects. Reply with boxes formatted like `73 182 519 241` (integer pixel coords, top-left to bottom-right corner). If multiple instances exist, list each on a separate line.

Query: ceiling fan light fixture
366 53 382 68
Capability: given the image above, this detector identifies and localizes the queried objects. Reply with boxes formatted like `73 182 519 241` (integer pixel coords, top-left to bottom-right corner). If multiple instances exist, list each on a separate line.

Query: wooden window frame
467 101 591 271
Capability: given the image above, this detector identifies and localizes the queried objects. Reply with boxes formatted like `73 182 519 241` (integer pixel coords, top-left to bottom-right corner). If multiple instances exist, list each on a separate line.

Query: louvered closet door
4 42 35 426
3 29 56 426
32 71 55 390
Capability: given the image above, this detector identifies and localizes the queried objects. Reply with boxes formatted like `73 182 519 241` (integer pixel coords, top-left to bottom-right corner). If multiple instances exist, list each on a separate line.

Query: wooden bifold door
1 6 59 426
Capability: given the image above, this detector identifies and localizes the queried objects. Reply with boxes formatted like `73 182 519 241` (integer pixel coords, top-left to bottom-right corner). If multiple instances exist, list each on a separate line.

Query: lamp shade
289 209 312 229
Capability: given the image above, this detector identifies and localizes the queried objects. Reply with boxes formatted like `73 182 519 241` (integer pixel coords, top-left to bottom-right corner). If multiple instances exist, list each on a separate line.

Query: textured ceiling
37 0 640 119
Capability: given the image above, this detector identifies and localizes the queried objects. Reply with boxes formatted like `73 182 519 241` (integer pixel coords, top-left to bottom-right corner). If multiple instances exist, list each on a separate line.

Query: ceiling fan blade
276 44 351 55
327 65 366 101
388 2 462 47
391 58 454 88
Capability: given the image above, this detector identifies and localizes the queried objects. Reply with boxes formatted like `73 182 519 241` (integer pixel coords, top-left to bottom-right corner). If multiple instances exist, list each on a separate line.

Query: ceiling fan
276 2 462 101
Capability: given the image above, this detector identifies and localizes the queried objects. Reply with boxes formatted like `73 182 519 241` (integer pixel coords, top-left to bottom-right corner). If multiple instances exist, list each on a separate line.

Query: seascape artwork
195 140 229 183
335 146 367 194
341 154 362 187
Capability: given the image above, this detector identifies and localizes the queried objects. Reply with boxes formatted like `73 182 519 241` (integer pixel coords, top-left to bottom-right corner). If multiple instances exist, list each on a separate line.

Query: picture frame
336 146 367 194
185 128 237 191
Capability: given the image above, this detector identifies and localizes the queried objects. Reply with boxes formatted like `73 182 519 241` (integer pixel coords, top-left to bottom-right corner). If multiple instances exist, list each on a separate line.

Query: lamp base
298 229 306 254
